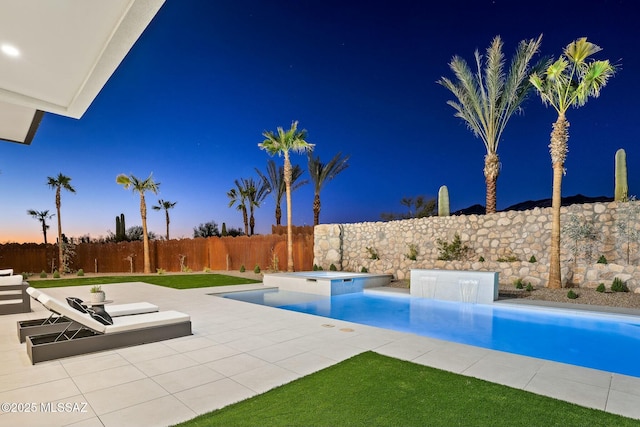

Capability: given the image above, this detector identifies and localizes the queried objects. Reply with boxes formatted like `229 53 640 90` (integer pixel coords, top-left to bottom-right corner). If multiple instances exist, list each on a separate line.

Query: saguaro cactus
615 148 628 202
115 213 126 241
438 185 450 216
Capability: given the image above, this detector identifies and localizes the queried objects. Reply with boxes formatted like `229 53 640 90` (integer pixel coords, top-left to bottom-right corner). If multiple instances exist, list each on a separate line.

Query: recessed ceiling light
1 44 20 57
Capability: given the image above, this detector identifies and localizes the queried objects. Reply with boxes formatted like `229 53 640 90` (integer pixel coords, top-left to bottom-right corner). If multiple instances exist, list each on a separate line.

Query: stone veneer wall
314 201 640 292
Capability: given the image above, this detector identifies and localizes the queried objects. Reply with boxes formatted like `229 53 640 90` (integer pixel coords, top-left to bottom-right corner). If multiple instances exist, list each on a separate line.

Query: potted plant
90 285 105 303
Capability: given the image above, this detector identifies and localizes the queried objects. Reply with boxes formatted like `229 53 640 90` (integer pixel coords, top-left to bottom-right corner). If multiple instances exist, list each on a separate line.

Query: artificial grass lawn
176 352 637 427
28 273 261 289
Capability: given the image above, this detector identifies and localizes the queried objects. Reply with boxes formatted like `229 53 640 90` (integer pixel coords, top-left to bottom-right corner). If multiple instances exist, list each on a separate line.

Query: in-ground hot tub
263 271 393 296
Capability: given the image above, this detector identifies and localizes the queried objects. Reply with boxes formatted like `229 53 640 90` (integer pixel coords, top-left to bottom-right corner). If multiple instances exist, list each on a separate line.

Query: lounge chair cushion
105 310 190 333
26 287 42 300
107 302 158 316
87 307 113 325
66 297 89 314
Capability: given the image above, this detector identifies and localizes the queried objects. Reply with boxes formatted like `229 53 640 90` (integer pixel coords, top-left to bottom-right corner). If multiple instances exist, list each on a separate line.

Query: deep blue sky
0 0 637 243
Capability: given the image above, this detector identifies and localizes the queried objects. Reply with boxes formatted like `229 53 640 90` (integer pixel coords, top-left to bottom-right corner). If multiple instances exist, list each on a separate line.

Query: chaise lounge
0 273 30 315
25 291 191 364
17 287 160 342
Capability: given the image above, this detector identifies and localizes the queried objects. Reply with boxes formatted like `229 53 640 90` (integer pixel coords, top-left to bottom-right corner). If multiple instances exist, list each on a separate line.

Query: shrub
525 283 534 292
436 232 470 261
596 283 606 293
597 255 608 264
478 256 485 262
360 267 368 273
497 255 519 262
313 264 320 271
254 265 261 274
239 265 246 273
405 244 418 261
203 267 212 273
514 278 524 289
329 264 337 271
39 270 47 278
366 246 379 260
156 268 165 275
529 255 537 263
53 270 60 279
77 269 84 276
567 289 578 299
611 277 629 292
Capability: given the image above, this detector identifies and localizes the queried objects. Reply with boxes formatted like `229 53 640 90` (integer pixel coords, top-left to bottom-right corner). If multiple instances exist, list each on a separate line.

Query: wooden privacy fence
0 234 314 274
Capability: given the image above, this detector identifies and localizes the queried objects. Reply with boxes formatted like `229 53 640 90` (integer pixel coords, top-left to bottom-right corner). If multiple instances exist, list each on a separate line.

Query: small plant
239 264 246 273
329 263 337 271
76 269 84 276
611 277 629 292
514 278 524 289
529 255 537 263
39 270 47 278
366 246 380 260
478 256 485 262
203 267 212 273
156 268 166 275
596 283 606 293
313 264 320 271
597 255 608 264
405 244 418 261
525 283 534 292
436 232 470 261
360 267 368 273
497 254 519 262
254 264 261 274
53 270 60 279
90 285 102 293
567 289 578 299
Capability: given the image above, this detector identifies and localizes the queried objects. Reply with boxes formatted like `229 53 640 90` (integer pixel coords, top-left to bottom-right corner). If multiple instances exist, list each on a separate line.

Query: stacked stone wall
314 201 640 292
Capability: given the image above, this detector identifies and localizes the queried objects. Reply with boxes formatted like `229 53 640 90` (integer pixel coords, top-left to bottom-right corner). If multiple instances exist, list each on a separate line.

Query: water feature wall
314 201 640 291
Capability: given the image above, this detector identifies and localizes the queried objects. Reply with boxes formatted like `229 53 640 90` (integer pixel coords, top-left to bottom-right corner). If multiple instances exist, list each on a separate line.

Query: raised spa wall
313 201 640 292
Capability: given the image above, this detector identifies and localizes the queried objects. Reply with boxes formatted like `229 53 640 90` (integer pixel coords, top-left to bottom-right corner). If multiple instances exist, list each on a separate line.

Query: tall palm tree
438 35 545 213
307 151 350 225
259 121 314 271
256 159 308 226
27 209 54 244
47 173 75 272
116 173 160 274
227 179 251 235
152 199 177 240
530 37 616 289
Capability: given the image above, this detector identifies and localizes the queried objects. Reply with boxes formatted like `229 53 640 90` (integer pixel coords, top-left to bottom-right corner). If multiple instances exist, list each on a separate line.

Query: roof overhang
0 0 165 145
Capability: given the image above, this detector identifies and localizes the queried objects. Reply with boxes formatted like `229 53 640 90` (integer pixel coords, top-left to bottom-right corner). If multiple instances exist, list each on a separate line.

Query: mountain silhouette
453 194 614 216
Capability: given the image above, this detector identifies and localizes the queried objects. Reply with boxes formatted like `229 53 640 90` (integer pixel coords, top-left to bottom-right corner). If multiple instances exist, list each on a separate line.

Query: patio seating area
1 281 640 426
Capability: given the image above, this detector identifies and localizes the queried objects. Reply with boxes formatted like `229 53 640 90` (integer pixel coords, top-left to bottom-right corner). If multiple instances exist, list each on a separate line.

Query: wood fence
0 233 314 274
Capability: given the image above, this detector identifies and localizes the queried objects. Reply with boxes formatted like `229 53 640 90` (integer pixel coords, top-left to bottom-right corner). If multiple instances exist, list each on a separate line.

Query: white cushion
26 287 42 300
38 294 107 333
108 302 158 317
0 275 23 286
0 269 13 276
105 310 190 333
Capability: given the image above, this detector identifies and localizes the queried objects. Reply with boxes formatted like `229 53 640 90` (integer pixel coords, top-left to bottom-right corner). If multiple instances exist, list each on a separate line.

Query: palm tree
530 37 616 289
152 199 177 240
256 159 308 226
116 173 160 274
259 121 314 271
307 151 350 225
438 35 545 213
227 179 251 235
245 177 269 235
27 209 54 244
47 173 76 272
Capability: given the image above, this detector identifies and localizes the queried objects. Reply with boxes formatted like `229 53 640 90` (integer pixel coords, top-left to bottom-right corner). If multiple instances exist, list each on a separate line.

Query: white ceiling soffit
0 0 165 144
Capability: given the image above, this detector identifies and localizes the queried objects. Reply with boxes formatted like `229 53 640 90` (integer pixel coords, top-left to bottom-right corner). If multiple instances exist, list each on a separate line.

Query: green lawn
175 352 638 427
28 273 261 289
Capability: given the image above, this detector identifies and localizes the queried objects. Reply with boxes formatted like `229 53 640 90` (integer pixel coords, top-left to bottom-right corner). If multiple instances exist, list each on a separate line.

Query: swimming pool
221 288 640 378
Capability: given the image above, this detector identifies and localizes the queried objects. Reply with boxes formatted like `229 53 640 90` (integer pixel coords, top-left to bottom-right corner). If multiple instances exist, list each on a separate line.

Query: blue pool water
221 289 640 377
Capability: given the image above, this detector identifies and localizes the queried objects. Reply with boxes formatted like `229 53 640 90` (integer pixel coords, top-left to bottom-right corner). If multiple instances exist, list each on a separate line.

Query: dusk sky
0 0 637 244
